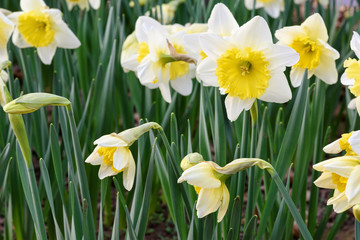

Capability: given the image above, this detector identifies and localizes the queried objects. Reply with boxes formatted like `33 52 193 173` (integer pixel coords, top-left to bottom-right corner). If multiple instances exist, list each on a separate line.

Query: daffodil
341 32 360 115
85 122 161 190
178 153 273 222
275 13 339 87
123 16 196 103
196 4 299 121
65 0 101 11
9 0 81 65
313 156 360 212
244 0 284 19
0 11 14 63
323 131 360 156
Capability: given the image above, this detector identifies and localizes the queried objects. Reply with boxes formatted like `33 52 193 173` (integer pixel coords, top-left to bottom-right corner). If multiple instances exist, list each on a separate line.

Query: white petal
159 81 172 103
178 162 221 188
89 0 101 9
313 54 338 85
37 42 57 65
275 26 302 46
323 139 342 154
113 147 131 171
356 97 360 117
21 0 47 11
121 53 139 73
341 73 355 86
313 171 336 189
301 13 328 42
328 190 352 213
264 3 281 19
53 22 81 49
98 163 118 179
12 27 31 48
85 146 103 165
345 166 360 205
348 98 357 109
351 31 360 59
208 3 239 37
94 134 128 147
224 95 255 122
323 160 359 178
196 187 222 218
135 16 167 43
217 184 230 222
123 152 135 191
264 45 299 71
259 72 292 103
199 33 231 59
170 75 193 96
290 67 306 88
348 131 360 156
137 57 157 85
232 16 273 49
196 57 219 86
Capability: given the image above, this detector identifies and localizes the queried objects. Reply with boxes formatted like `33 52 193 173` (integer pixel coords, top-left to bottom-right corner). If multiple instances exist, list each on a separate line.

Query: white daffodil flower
314 156 360 212
65 0 101 11
178 153 273 222
9 0 81 65
123 16 196 103
244 0 284 19
85 122 161 191
0 11 14 63
196 3 299 121
275 13 339 87
341 32 360 115
323 131 360 156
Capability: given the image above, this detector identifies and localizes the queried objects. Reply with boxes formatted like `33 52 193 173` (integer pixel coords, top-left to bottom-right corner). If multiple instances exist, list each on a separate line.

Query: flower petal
217 184 230 222
323 139 342 154
117 122 161 146
94 134 128 147
37 42 57 65
170 75 193 96
301 13 328 42
259 72 292 103
89 0 101 9
196 187 222 218
345 166 360 205
21 0 47 11
113 147 131 171
53 22 81 49
178 162 221 188
275 26 302 46
11 27 31 48
85 146 103 165
290 67 306 88
224 95 255 122
328 190 352 213
341 73 355 86
98 163 118 179
208 3 239 37
199 33 230 59
264 44 299 71
196 57 219 86
349 131 360 156
313 171 336 189
351 31 360 59
123 151 136 191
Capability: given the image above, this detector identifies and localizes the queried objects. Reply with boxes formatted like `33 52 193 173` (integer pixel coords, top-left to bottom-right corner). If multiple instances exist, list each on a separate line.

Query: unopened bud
180 152 204 171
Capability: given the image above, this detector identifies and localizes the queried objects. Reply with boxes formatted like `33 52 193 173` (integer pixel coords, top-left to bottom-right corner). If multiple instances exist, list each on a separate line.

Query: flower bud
180 152 204 171
353 204 360 223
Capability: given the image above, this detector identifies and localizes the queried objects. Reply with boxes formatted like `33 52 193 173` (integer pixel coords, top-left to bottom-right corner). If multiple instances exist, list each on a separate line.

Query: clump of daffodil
145 0 185 24
122 16 196 103
313 156 360 213
244 0 284 19
275 13 339 87
8 0 81 65
65 0 101 11
85 122 161 190
178 153 273 222
341 32 360 115
323 130 360 156
196 3 299 121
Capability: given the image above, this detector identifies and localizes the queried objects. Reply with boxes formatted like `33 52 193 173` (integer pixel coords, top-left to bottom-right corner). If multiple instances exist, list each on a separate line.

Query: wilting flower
275 13 339 87
9 0 81 65
65 0 101 10
341 32 360 115
323 131 360 156
85 122 161 190
122 16 196 103
178 153 273 222
196 3 299 121
313 156 360 212
244 0 284 19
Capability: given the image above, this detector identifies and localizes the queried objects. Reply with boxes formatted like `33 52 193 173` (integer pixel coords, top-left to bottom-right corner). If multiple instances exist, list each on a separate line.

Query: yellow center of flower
200 49 207 61
97 147 122 173
215 47 270 99
339 132 356 156
258 0 276 3
344 58 360 97
18 11 55 48
169 44 189 80
137 42 150 63
331 173 348 193
290 36 321 70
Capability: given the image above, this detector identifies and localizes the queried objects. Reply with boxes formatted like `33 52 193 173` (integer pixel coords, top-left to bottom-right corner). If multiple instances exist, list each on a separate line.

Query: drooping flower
244 0 284 19
341 32 360 115
323 131 360 156
178 153 273 222
275 13 339 87
85 122 161 190
122 16 196 103
196 3 299 121
65 0 101 11
313 156 360 212
9 0 81 65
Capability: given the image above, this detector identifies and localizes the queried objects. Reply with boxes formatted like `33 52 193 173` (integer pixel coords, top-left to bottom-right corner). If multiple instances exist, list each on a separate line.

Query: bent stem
267 168 313 240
